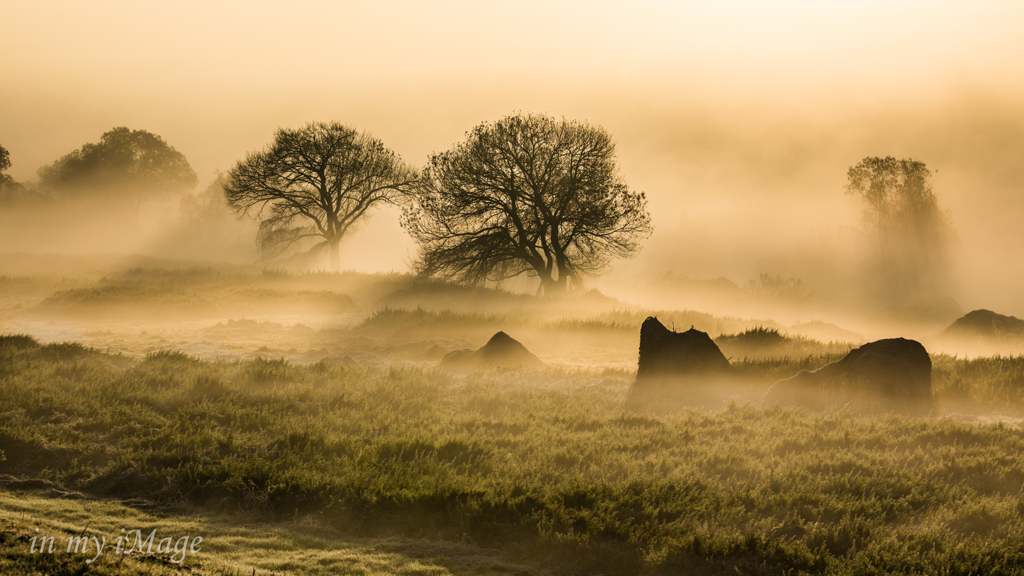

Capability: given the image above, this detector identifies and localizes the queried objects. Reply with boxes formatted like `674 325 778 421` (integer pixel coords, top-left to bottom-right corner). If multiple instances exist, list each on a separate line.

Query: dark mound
438 332 543 372
763 338 933 414
941 309 1024 342
635 317 733 385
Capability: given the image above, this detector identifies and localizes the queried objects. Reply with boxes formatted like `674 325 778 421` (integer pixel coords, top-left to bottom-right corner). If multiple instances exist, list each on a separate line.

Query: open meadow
3 257 1024 575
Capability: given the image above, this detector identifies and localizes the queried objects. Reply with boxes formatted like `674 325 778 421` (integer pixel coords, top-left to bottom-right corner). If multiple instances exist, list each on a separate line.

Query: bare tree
402 113 652 295
224 122 417 271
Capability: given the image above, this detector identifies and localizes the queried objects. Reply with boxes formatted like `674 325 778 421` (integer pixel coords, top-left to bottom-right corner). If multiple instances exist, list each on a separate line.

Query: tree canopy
0 143 29 203
846 156 954 303
0 144 15 189
0 144 10 175
402 113 652 295
223 121 417 270
37 127 197 206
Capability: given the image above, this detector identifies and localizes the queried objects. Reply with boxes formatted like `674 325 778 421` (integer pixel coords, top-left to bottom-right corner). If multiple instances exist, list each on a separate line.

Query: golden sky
3 0 1021 177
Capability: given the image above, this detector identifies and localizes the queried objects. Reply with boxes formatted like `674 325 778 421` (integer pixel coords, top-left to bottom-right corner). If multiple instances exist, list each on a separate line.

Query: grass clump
0 333 40 350
717 326 853 360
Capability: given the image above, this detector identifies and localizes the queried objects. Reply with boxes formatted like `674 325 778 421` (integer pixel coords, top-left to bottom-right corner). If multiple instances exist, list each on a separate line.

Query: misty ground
3 253 1024 575
0 253 852 373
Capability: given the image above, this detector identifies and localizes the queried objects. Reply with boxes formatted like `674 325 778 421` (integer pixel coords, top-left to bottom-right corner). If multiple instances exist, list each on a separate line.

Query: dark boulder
635 317 734 385
438 332 543 372
763 338 933 414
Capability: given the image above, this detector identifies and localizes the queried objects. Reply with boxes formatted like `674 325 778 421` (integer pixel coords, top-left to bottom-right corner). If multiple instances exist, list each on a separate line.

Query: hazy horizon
3 1 1024 318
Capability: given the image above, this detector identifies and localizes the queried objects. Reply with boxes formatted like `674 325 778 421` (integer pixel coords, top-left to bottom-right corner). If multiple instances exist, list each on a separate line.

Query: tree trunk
536 268 554 297
539 273 569 297
329 240 341 272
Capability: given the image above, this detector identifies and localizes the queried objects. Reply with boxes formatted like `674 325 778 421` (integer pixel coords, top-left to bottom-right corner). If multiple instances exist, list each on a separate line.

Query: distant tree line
0 118 956 302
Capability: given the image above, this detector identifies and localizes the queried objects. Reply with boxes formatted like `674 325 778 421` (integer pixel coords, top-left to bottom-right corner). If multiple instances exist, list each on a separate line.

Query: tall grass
932 353 1024 410
4 335 1024 574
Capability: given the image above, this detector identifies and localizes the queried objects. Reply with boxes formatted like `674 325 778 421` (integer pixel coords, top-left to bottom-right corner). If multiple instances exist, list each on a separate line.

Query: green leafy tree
402 112 652 296
224 121 417 271
846 156 954 302
37 127 197 209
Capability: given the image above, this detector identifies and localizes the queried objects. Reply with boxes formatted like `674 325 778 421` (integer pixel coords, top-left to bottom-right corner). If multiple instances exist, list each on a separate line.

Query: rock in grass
763 338 933 414
438 332 543 372
634 317 734 386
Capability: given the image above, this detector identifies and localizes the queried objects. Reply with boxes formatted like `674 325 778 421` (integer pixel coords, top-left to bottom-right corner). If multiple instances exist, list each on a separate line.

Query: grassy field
3 259 1024 574
4 334 1024 574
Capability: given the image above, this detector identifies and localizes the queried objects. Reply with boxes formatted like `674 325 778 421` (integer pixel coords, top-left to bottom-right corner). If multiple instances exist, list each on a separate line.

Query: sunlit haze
2 0 1023 317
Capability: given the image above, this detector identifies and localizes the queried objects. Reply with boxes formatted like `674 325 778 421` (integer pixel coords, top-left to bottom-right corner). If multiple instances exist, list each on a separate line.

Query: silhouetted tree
402 113 652 296
0 144 14 189
846 156 954 302
37 127 197 209
0 144 10 176
224 121 417 271
0 144 30 204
